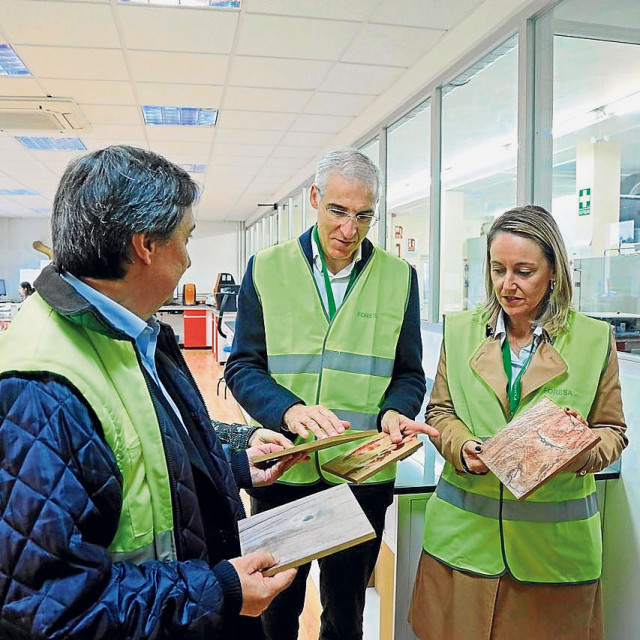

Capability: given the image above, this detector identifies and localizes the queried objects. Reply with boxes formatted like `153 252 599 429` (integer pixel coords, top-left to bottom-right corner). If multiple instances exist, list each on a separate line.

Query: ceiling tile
15 46 129 81
243 0 378 21
259 156 308 169
150 141 213 156
217 110 297 130
212 142 274 157
270 145 317 159
80 124 146 140
207 166 260 180
145 127 216 143
304 92 375 116
342 24 444 67
370 0 484 29
291 113 353 133
229 57 330 90
237 14 360 61
128 51 228 84
209 155 266 168
0 1 120 48
136 82 223 107
118 4 238 54
82 139 149 152
253 166 294 178
0 77 46 97
223 87 311 113
319 63 404 95
215 129 284 145
279 131 334 147
40 79 136 105
79 104 142 126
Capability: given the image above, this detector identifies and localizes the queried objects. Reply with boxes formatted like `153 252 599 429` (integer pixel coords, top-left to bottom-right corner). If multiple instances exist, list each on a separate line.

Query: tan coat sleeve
565 331 628 473
424 342 478 473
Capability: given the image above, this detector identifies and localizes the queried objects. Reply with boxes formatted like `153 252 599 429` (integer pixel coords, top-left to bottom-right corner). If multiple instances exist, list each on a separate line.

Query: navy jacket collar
298 226 374 275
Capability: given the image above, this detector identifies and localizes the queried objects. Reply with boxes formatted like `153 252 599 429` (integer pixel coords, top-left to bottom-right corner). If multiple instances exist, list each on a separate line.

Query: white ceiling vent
0 97 90 132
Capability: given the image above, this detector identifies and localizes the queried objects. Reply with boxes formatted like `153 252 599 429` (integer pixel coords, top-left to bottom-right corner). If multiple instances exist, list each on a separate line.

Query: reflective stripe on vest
436 476 599 522
0 293 177 563
268 351 395 377
253 236 410 485
422 307 610 583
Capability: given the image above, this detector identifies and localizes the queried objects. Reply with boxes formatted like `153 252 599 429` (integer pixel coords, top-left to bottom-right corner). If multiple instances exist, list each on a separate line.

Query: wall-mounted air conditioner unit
0 97 90 132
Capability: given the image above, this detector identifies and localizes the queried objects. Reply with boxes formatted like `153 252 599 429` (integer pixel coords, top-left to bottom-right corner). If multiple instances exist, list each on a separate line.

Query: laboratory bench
156 303 235 363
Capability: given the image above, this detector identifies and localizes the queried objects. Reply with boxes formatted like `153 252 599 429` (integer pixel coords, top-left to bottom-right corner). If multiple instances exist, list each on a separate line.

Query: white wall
1 217 239 300
180 220 239 297
1 218 51 296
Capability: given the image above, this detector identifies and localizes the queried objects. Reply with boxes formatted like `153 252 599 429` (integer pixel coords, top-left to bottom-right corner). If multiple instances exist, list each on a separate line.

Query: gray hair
483 204 572 336
314 148 380 202
52 145 198 279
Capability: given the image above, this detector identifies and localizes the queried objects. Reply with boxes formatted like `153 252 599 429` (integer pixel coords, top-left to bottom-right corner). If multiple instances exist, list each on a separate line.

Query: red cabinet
183 308 207 348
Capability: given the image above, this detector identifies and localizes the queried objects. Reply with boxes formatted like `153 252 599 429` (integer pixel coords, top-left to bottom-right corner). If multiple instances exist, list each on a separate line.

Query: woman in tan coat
409 205 627 640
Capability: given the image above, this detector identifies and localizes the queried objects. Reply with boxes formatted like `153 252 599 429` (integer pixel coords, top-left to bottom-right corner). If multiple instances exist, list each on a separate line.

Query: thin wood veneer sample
251 430 372 464
322 432 423 483
477 397 601 500
238 484 375 576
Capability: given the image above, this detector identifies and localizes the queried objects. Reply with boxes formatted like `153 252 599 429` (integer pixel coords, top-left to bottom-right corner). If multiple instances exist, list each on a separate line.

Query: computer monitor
0 279 6 297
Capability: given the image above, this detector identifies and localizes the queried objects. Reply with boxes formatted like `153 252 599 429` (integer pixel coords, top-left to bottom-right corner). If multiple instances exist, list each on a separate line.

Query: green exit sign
579 188 591 216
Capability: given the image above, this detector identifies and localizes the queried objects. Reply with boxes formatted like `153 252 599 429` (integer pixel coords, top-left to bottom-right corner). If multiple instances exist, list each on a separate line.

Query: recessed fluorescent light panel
180 164 207 173
142 106 218 126
0 44 30 76
0 188 38 196
120 0 240 7
16 136 87 151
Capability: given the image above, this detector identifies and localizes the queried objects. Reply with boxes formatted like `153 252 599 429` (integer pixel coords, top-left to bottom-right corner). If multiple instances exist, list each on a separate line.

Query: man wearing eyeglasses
226 147 437 640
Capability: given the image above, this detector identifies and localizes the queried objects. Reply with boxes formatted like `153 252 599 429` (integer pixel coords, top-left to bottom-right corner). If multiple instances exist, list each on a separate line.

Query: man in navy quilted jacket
0 145 301 639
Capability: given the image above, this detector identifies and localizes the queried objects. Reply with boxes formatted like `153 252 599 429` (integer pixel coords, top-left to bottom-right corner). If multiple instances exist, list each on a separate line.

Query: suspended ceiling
0 0 493 222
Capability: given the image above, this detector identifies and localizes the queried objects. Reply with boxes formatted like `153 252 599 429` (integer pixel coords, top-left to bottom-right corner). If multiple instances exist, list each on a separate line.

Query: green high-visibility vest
422 307 610 583
253 237 411 485
0 293 177 563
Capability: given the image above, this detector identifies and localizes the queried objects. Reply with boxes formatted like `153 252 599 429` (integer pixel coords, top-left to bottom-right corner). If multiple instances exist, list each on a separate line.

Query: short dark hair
19 282 35 295
52 145 198 279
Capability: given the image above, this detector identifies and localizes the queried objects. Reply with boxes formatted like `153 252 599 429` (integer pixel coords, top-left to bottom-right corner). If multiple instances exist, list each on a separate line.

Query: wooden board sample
477 397 601 500
321 432 423 483
238 484 376 576
251 430 372 464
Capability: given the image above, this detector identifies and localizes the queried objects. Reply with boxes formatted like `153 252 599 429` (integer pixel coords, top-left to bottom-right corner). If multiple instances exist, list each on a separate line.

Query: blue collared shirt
60 272 186 429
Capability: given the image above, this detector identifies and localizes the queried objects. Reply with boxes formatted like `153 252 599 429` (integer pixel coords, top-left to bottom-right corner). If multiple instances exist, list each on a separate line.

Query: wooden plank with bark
321 432 423 483
477 397 601 500
251 430 372 464
238 484 376 576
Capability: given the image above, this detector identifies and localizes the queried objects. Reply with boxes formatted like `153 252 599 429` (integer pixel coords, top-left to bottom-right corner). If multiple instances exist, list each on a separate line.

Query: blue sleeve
225 256 303 430
0 377 241 640
379 266 427 422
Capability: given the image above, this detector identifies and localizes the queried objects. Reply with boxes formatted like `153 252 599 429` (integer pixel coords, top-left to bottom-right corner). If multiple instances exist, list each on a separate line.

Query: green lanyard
501 336 535 416
313 225 359 321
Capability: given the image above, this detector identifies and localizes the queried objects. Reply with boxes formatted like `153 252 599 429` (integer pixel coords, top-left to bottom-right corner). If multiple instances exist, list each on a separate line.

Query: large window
546 0 640 356
386 101 431 319
439 35 519 315
291 189 304 236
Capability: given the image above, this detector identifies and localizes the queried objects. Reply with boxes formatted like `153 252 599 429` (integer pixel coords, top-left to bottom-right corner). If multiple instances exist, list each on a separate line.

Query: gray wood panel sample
239 484 375 576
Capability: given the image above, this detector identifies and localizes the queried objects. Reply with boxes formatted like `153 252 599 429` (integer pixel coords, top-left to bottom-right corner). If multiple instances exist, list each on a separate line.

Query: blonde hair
483 204 572 336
